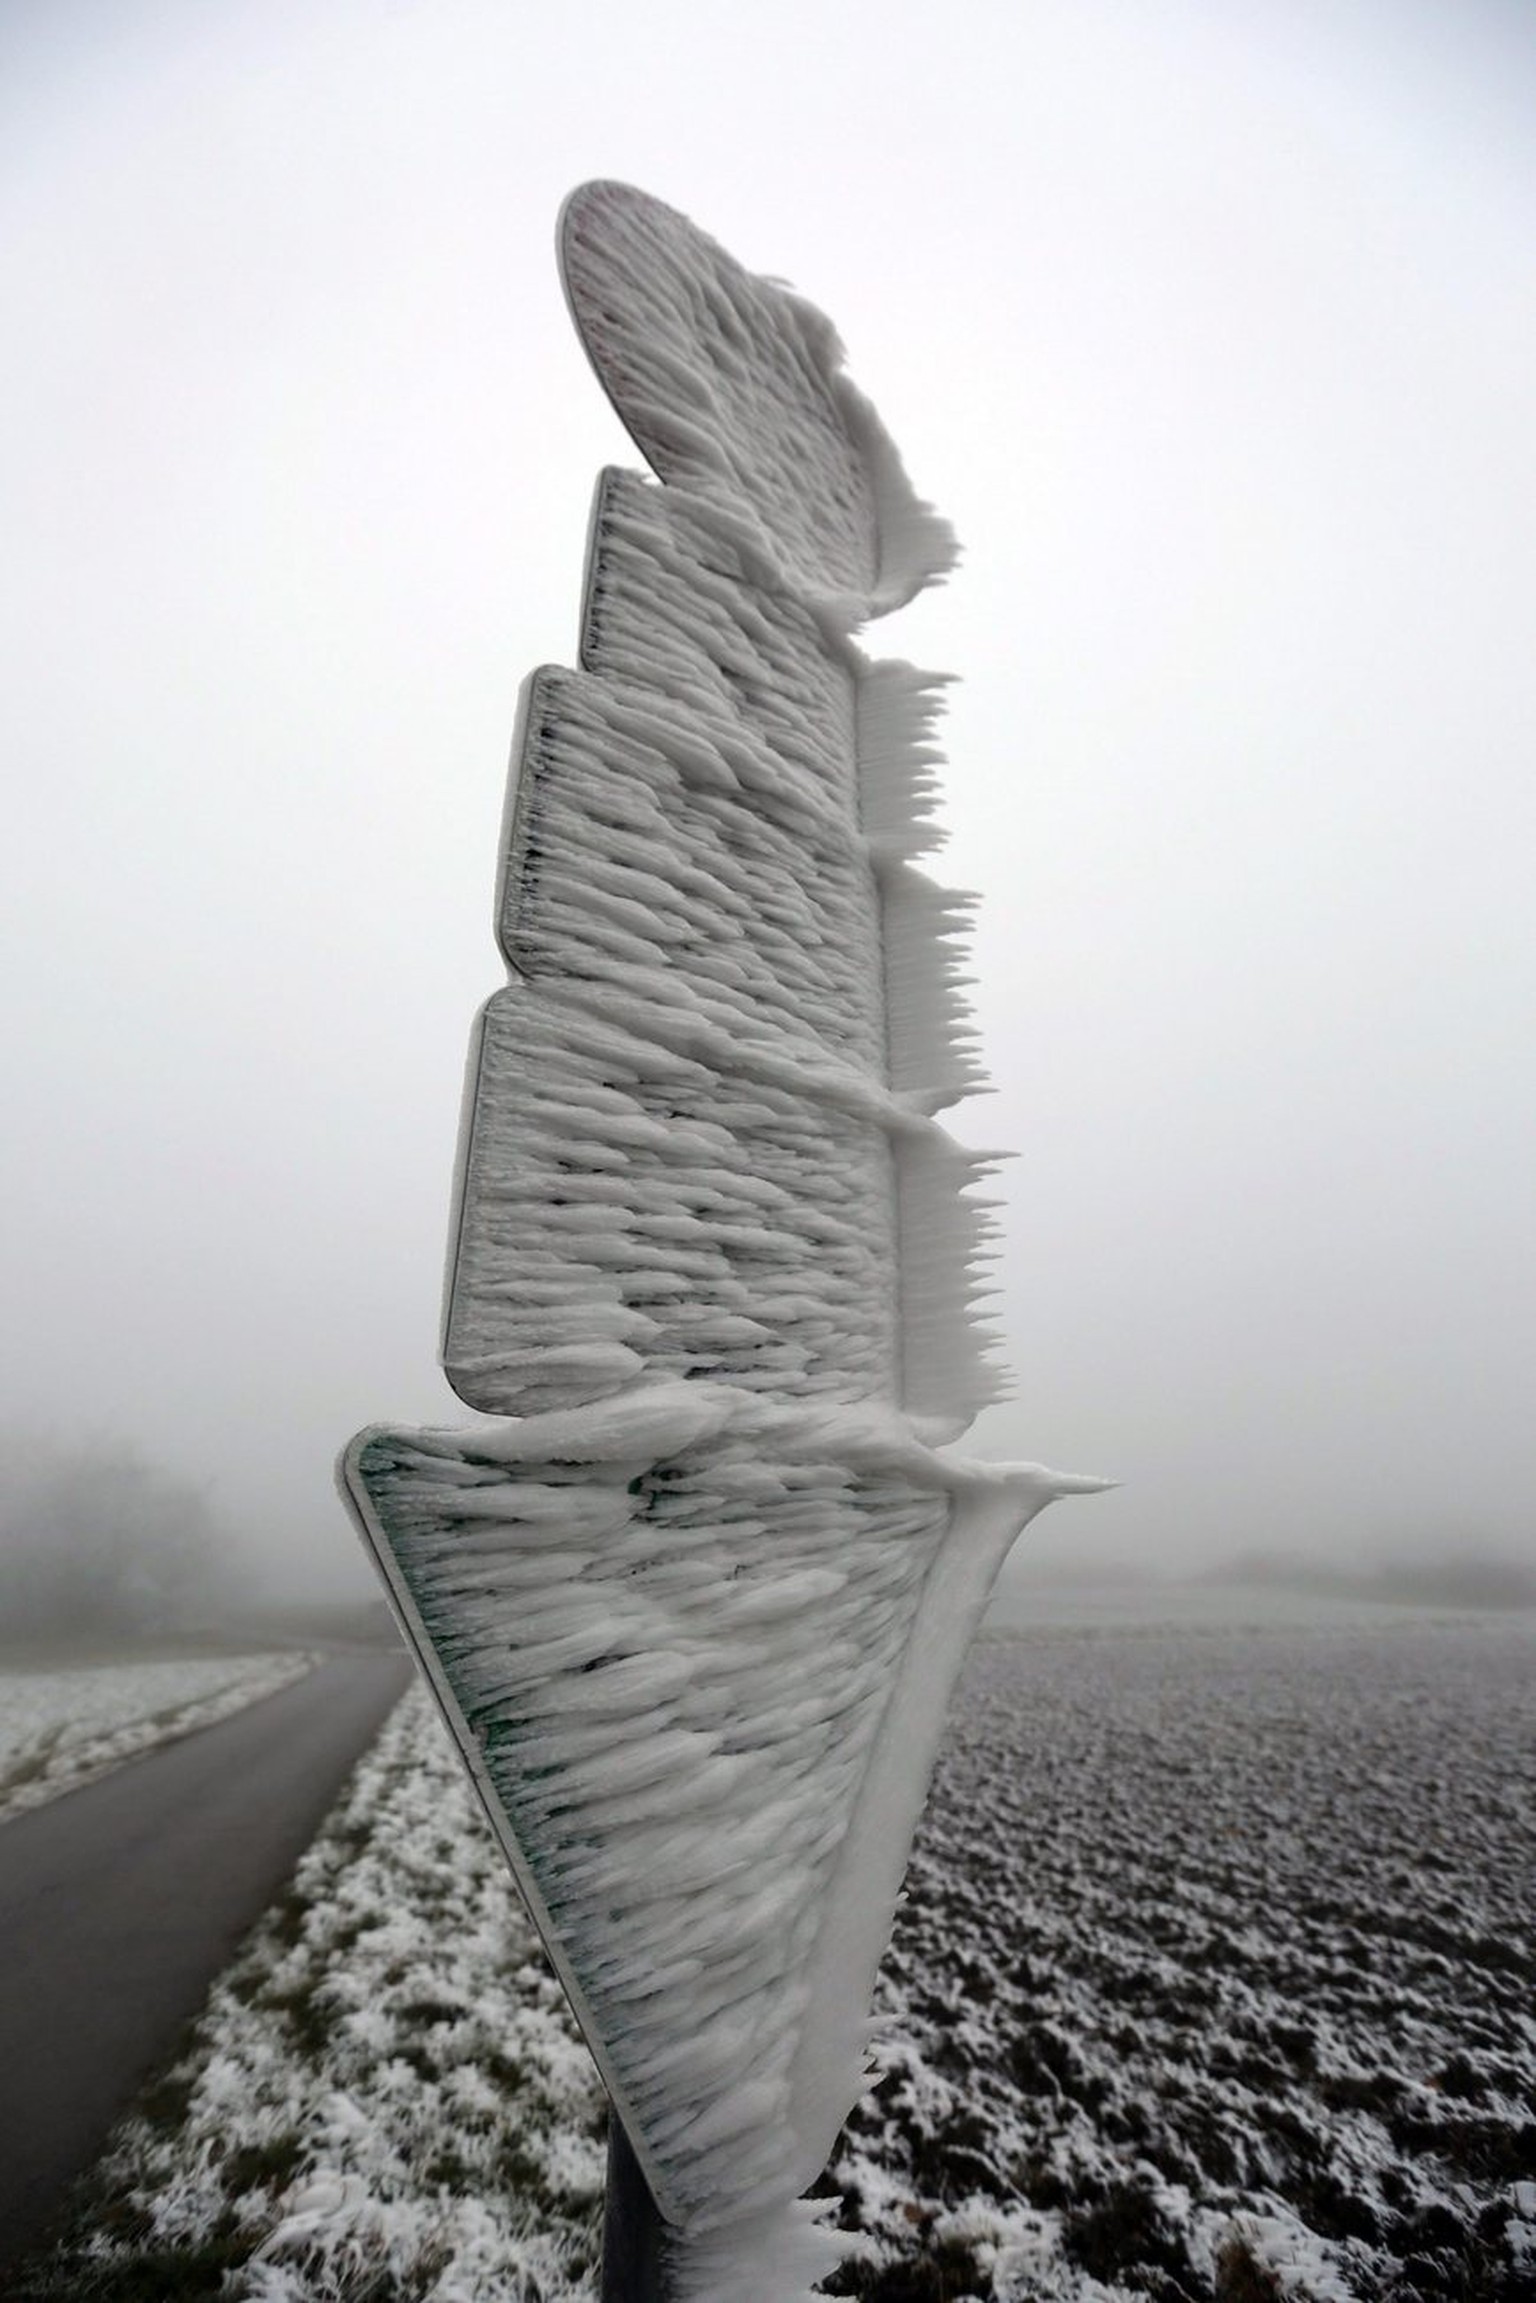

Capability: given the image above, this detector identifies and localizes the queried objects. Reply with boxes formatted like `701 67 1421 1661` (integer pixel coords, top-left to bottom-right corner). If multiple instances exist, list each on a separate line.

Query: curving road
0 1648 411 2273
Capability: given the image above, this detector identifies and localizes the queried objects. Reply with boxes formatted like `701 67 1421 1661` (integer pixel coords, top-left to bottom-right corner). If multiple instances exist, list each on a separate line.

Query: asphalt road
0 1648 411 2273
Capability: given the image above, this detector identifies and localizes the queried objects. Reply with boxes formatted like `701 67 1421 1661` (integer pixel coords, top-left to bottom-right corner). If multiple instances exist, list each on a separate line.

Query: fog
3 0 1532 1615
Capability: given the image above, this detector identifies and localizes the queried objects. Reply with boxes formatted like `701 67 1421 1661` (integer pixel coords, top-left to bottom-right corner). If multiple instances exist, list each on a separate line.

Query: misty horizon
4 0 1534 1623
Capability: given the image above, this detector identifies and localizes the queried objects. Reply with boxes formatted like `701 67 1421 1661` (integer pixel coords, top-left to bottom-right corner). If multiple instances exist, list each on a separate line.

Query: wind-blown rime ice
558 180 956 615
343 181 1099 2299
445 445 997 1429
355 1405 947 2231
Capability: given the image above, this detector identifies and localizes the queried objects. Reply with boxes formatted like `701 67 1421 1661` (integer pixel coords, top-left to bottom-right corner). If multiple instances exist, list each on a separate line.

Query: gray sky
3 0 1533 1600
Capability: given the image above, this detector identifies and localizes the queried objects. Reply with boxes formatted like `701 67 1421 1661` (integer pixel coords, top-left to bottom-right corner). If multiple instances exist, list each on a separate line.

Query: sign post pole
601 2117 668 2303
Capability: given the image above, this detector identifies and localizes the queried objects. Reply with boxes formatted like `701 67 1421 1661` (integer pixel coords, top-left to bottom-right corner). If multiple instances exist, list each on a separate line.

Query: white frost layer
0 1651 316 1825
444 981 902 1413
582 468 860 784
343 1381 1093 2258
446 433 1002 1427
504 665 888 1072
664 2197 847 2303
559 181 957 615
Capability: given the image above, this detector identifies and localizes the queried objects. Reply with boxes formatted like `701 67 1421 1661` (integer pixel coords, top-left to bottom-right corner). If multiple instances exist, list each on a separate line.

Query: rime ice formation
342 182 1101 2299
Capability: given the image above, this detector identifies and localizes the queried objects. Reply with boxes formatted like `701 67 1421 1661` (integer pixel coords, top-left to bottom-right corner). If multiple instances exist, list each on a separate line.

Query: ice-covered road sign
341 181 1101 2301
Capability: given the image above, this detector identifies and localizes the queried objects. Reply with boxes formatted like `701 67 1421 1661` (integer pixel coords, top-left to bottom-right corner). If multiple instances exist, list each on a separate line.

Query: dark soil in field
823 1608 1536 2302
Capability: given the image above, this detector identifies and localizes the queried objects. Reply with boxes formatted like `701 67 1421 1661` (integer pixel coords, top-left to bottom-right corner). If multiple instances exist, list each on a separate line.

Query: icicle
856 658 953 861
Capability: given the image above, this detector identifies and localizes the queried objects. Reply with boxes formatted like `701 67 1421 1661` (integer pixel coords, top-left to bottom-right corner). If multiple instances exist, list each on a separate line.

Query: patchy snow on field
18 1608 1534 2302
0 1652 317 1823
824 1608 1536 2302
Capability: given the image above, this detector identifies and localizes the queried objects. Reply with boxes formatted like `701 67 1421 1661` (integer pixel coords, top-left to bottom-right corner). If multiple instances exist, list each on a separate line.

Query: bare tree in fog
0 1437 250 1643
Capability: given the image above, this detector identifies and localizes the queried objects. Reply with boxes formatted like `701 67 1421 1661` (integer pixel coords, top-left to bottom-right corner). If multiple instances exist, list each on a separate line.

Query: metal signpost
341 181 1100 2301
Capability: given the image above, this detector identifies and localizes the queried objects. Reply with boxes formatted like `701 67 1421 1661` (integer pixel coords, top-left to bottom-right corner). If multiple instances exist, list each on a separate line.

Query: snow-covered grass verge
15 1683 608 2303
0 1652 318 1824
14 1608 1534 2302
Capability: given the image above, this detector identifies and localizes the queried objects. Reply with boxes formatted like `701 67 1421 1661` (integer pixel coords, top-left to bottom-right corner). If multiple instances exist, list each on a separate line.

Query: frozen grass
15 1685 608 2303
14 1608 1535 2301
0 1653 317 1824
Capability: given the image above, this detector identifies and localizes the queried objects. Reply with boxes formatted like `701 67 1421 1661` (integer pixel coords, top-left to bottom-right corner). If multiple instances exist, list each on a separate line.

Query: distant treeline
0 1437 249 1641
1206 1549 1536 1611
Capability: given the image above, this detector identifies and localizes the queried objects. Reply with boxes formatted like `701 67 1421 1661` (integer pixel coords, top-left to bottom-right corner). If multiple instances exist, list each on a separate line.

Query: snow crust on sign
560 181 957 613
503 667 888 1069
445 393 1000 1433
580 470 860 768
351 1410 948 2231
446 984 902 1413
345 181 1099 2297
346 1395 1073 2264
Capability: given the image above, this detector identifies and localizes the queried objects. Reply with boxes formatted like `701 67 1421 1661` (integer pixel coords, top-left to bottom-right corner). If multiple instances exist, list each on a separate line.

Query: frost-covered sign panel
342 182 1098 2299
